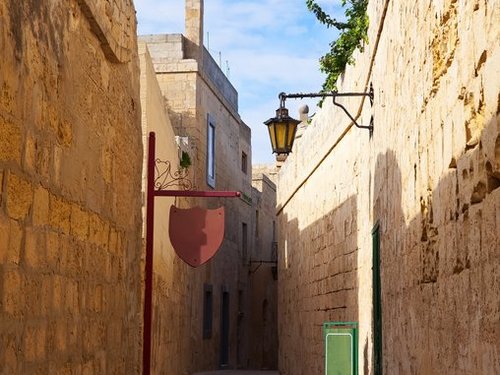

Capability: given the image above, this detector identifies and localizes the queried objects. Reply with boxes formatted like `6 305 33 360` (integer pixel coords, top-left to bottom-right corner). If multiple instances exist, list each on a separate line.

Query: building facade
139 0 259 372
277 0 499 374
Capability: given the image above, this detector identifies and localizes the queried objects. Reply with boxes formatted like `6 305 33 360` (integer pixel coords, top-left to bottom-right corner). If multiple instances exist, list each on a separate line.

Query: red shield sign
169 205 225 267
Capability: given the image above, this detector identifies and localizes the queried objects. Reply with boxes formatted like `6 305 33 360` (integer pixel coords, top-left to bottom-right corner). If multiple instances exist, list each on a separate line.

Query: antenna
226 60 230 79
219 52 222 68
207 32 210 50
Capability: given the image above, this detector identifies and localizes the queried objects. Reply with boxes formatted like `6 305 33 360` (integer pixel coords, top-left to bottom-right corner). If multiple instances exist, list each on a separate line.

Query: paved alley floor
193 371 279 375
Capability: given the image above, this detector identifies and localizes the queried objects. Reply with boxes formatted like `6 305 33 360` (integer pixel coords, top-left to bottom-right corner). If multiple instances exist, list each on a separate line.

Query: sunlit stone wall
0 0 143 372
277 0 499 373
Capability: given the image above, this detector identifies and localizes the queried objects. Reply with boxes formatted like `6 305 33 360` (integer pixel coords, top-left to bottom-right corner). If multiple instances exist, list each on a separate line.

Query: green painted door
324 322 358 375
372 223 383 374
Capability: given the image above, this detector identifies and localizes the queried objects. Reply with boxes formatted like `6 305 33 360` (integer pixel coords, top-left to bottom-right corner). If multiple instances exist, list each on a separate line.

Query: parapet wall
277 0 499 373
141 34 239 115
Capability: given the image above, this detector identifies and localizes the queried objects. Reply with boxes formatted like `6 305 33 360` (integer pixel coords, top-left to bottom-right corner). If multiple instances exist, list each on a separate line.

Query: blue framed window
207 114 216 188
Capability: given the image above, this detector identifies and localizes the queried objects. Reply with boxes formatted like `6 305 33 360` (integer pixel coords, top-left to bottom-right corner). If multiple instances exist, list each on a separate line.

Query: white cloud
134 0 340 163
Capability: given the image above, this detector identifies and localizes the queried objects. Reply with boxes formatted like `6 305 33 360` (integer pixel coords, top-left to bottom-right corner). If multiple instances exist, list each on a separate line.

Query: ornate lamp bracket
280 83 374 131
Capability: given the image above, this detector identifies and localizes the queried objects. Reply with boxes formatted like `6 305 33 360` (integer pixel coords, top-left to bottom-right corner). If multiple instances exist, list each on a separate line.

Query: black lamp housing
264 103 301 155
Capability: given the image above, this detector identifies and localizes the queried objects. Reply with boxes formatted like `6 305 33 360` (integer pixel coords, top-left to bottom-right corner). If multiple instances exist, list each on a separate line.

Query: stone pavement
193 371 279 375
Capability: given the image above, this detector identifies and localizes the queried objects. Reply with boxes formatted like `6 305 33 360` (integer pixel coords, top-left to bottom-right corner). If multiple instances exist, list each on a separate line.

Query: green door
372 223 383 374
324 322 358 375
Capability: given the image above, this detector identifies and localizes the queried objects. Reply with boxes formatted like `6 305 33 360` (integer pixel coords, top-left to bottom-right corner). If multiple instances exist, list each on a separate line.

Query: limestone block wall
202 49 238 112
0 0 143 373
248 172 278 370
277 0 499 373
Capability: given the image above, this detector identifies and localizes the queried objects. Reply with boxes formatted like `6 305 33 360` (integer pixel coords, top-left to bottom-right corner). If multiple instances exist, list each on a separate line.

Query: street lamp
264 86 374 155
264 92 301 155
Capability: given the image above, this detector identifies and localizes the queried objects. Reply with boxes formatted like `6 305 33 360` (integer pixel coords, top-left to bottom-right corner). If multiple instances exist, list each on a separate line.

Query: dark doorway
220 290 230 367
237 290 244 368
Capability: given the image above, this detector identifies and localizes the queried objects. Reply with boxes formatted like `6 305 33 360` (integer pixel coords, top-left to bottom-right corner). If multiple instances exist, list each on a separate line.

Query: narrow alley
0 0 498 374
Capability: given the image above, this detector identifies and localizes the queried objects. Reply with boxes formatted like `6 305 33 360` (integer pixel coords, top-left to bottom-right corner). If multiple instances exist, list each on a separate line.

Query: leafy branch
307 0 369 92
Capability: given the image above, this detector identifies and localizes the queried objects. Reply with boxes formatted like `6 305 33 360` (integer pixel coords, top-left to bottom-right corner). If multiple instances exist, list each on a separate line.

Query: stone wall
248 171 278 370
277 0 499 373
0 0 143 373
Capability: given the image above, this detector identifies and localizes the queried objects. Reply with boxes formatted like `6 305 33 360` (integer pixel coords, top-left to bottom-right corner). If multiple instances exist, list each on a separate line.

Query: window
207 114 216 188
203 284 213 339
220 289 230 365
241 151 248 174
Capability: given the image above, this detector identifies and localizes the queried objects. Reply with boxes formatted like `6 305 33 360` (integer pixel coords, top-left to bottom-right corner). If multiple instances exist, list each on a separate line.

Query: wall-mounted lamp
264 85 374 155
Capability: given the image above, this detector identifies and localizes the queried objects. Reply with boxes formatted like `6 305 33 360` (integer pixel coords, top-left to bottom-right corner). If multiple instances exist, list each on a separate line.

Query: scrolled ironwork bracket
154 159 193 191
279 83 375 131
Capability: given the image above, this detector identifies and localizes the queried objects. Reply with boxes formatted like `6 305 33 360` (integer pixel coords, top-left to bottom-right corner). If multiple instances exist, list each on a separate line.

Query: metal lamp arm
277 85 374 131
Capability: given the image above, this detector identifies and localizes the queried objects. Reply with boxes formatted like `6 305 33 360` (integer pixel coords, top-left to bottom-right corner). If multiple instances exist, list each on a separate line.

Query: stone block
6 173 33 221
88 212 103 246
54 319 67 353
23 323 47 361
49 194 71 234
64 278 79 315
0 215 8 262
52 275 64 314
32 185 49 227
2 269 24 315
45 231 61 271
37 145 51 183
108 227 118 254
24 132 38 173
0 332 19 373
24 227 47 270
40 275 52 317
70 204 89 241
0 119 22 163
1 218 22 266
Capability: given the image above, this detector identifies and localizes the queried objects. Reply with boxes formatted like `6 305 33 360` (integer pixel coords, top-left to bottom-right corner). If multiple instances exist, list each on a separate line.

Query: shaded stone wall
248 171 278 370
277 0 499 373
139 42 192 375
0 0 143 373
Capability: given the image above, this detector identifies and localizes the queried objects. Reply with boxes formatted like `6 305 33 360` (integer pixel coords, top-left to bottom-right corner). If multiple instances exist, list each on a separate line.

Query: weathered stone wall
248 172 278 370
0 0 143 373
277 0 499 373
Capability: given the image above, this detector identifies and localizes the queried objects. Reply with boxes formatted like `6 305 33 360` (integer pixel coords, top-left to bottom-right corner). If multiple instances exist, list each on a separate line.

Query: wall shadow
278 196 358 374
373 113 500 374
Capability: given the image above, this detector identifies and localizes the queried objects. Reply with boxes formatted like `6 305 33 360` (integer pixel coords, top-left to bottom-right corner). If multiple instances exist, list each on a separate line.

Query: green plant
179 151 191 170
306 0 369 92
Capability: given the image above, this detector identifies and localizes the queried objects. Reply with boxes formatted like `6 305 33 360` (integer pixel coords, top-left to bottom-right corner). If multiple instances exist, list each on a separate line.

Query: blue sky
134 0 343 164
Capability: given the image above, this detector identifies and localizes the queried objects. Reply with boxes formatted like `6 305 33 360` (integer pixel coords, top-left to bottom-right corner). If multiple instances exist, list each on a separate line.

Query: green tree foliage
307 0 369 92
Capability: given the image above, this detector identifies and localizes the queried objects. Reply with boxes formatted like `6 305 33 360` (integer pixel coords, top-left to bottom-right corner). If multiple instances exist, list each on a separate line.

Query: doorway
220 289 230 367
